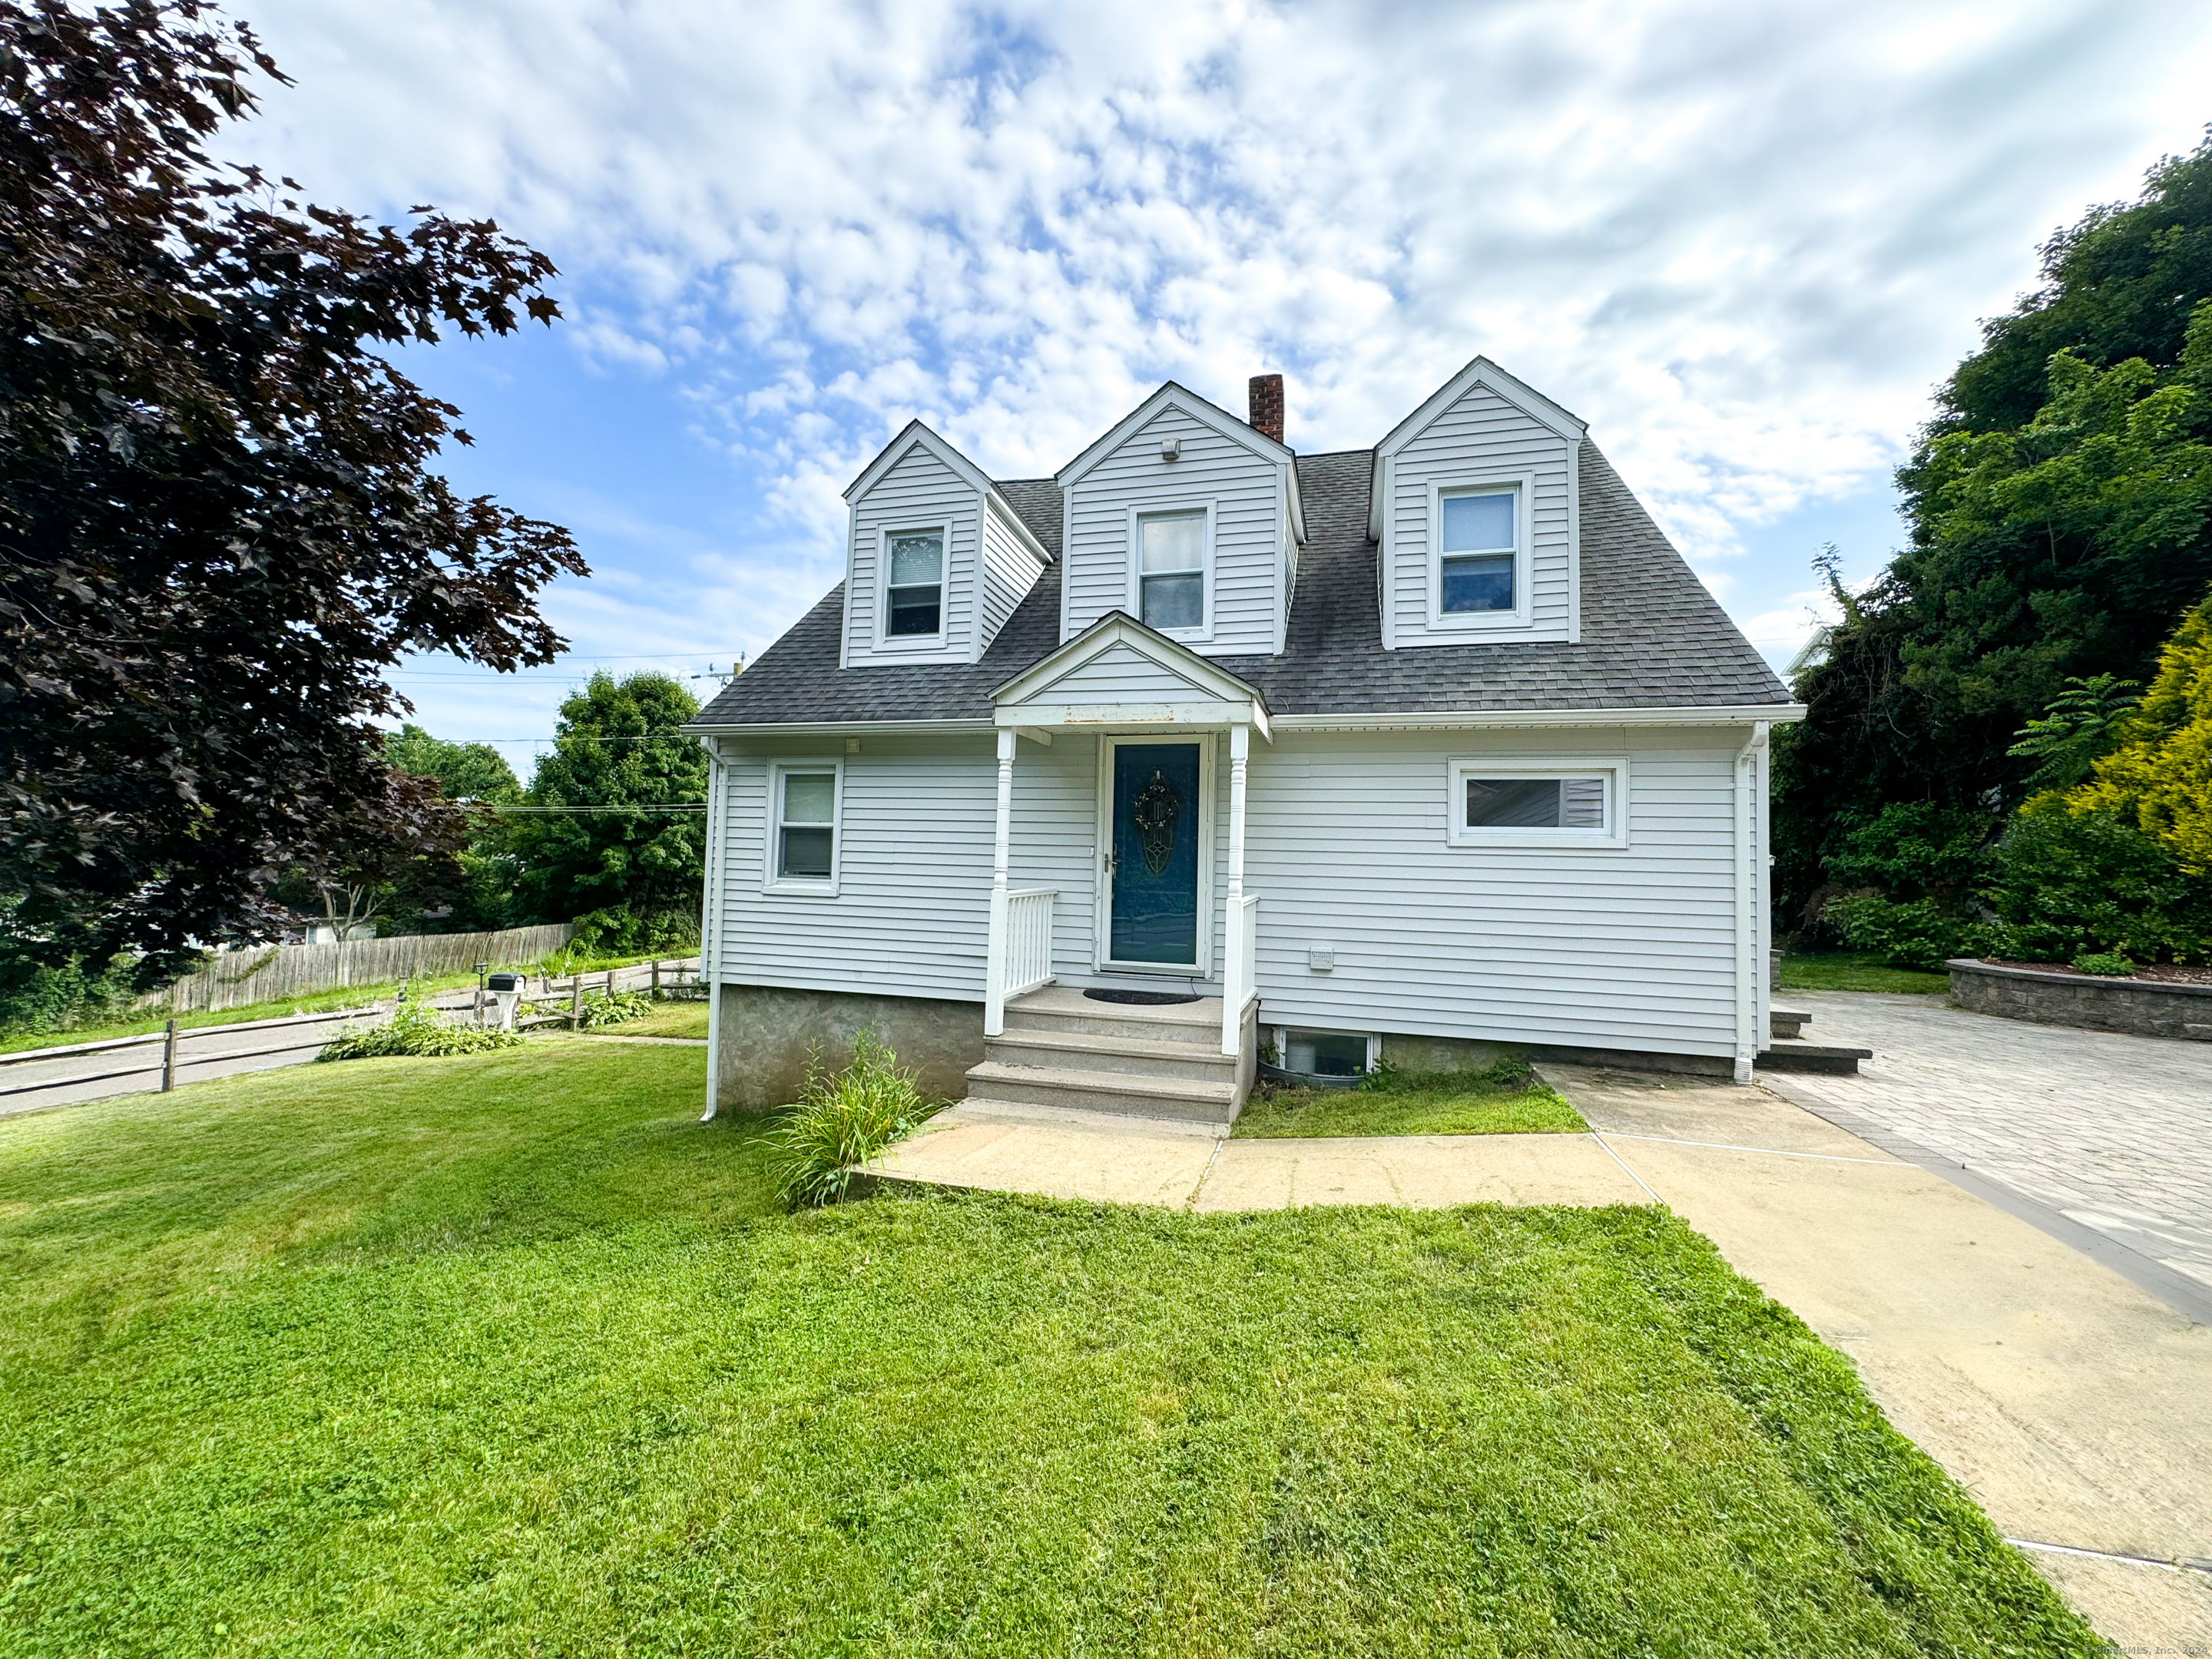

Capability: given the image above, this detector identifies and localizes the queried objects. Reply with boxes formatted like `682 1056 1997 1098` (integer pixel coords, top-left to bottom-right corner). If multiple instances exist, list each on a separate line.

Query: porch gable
992 611 1270 737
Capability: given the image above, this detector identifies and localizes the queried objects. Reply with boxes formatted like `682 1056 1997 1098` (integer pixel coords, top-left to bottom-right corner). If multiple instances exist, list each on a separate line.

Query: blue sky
222 0 2212 775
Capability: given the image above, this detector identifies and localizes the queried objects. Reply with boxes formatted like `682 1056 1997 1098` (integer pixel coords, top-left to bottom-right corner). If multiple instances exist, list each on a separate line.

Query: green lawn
1233 1068 1588 1138
1778 952 1954 995
0 1045 2094 1656
582 997 712 1039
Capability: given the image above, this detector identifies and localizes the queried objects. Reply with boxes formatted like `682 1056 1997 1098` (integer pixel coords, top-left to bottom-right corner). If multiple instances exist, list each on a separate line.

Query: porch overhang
989 611 1272 740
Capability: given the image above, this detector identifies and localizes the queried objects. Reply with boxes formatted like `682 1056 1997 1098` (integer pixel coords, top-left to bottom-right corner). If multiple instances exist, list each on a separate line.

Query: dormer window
884 529 945 638
1439 488 1516 613
1136 508 1207 634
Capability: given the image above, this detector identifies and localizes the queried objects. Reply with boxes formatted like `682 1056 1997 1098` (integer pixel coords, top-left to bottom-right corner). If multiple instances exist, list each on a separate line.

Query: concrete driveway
1777 991 2212 1310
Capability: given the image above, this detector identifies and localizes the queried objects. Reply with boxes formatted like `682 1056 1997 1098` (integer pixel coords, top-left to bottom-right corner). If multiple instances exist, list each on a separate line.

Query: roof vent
1248 373 1284 445
1160 436 1181 462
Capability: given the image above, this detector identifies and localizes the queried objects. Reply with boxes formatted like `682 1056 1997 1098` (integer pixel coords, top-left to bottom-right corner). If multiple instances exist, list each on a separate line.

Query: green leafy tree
1775 134 2212 922
383 724 522 804
507 673 707 950
0 1 583 986
377 725 525 932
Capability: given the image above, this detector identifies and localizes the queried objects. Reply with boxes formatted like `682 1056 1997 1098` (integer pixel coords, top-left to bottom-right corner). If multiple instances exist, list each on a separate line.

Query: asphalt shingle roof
694 445 1789 727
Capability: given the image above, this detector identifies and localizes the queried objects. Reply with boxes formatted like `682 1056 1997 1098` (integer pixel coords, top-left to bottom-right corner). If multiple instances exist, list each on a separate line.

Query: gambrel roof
693 445 1789 728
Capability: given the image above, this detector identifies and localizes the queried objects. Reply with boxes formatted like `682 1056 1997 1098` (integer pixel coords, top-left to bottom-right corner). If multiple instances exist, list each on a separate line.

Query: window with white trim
1137 509 1205 632
1439 486 1517 614
772 765 839 886
1448 757 1627 848
884 529 944 638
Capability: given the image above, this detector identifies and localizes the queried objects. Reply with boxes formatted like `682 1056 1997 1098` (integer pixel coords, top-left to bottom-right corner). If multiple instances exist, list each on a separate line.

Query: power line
485 803 707 813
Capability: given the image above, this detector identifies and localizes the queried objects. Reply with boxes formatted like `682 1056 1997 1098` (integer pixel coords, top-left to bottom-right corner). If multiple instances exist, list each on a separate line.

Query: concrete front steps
962 985 1242 1130
1760 1002 1873 1075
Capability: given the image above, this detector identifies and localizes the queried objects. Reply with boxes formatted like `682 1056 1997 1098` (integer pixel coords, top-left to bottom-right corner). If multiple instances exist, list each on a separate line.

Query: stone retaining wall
1946 959 2212 1042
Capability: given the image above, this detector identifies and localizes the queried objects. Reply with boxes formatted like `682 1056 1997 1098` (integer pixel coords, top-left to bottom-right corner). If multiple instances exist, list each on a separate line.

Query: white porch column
984 727 1016 1037
1222 722 1250 1056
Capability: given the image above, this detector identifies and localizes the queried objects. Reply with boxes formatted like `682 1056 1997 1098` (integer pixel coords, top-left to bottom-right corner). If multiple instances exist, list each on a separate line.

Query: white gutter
687 704 1807 740
1273 704 1806 731
697 737 727 1121
684 718 989 738
1732 720 1772 1083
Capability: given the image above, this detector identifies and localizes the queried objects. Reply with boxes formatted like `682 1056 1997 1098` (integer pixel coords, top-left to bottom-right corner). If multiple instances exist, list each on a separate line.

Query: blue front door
1108 743 1201 967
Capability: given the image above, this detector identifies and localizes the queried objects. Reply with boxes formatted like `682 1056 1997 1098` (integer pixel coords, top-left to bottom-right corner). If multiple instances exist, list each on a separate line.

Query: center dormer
1055 378 1306 657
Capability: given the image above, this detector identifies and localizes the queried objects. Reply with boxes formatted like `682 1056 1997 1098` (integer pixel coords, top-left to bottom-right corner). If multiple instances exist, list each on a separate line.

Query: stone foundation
1947 959 2212 1042
1379 1030 1734 1079
714 984 985 1109
711 982 1734 1111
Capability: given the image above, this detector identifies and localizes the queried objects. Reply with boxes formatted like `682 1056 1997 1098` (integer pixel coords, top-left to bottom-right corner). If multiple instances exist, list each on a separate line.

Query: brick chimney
1248 373 1284 445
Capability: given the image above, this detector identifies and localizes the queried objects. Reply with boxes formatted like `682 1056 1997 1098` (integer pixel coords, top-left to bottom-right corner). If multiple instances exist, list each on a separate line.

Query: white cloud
222 0 2212 730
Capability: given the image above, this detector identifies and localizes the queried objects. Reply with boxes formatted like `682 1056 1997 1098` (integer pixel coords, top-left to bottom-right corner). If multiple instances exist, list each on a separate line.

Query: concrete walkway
871 1081 2212 1647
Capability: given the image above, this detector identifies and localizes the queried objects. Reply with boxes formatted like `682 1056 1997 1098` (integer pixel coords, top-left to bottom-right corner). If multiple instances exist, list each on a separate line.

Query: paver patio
1779 991 2212 1296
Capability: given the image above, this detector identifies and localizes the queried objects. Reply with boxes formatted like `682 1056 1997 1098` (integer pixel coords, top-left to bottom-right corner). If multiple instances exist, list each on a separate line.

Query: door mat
1084 988 1202 1006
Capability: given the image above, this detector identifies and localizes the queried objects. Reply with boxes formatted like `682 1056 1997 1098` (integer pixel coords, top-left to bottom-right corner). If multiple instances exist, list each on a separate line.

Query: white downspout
698 739 727 1121
984 727 1015 1037
1732 720 1771 1083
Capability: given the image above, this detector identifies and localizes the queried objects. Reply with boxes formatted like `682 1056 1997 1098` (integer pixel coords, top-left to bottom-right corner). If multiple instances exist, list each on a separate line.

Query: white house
687 359 1803 1124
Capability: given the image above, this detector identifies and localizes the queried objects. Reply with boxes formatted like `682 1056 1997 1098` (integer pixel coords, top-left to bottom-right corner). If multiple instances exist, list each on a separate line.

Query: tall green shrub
1984 803 2212 963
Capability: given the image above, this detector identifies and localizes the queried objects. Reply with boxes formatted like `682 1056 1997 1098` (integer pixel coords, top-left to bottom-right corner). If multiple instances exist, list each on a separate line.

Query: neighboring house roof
693 445 1790 729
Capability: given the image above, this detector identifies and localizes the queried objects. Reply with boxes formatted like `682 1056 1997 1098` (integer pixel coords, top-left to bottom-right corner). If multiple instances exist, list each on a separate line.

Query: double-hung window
772 764 840 888
1136 509 1206 633
1447 757 1628 849
884 529 944 638
1438 486 1518 615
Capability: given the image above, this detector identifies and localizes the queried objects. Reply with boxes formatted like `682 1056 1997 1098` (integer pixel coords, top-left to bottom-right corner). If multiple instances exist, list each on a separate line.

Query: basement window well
1276 1028 1376 1078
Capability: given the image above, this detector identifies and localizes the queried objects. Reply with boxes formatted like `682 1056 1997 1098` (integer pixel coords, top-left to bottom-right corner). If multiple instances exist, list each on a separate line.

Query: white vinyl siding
1382 382 1575 648
978 499 1046 655
844 445 980 667
710 727 1748 1064
1062 405 1283 655
1020 640 1216 707
1244 729 1741 1060
712 730 1236 1003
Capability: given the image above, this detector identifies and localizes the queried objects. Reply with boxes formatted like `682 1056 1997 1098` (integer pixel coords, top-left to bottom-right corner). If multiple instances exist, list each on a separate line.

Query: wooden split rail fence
2 956 704 1116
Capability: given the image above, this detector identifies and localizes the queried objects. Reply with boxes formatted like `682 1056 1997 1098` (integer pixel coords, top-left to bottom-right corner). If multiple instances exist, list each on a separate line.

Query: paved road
1782 991 2212 1297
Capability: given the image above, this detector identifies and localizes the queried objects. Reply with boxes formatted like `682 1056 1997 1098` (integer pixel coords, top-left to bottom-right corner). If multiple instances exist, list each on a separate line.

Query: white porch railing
985 887 1058 1035
1222 893 1259 1055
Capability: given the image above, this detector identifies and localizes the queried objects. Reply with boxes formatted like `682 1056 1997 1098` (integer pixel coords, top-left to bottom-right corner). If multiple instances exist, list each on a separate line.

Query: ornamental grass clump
767 1032 940 1209
319 995 524 1061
